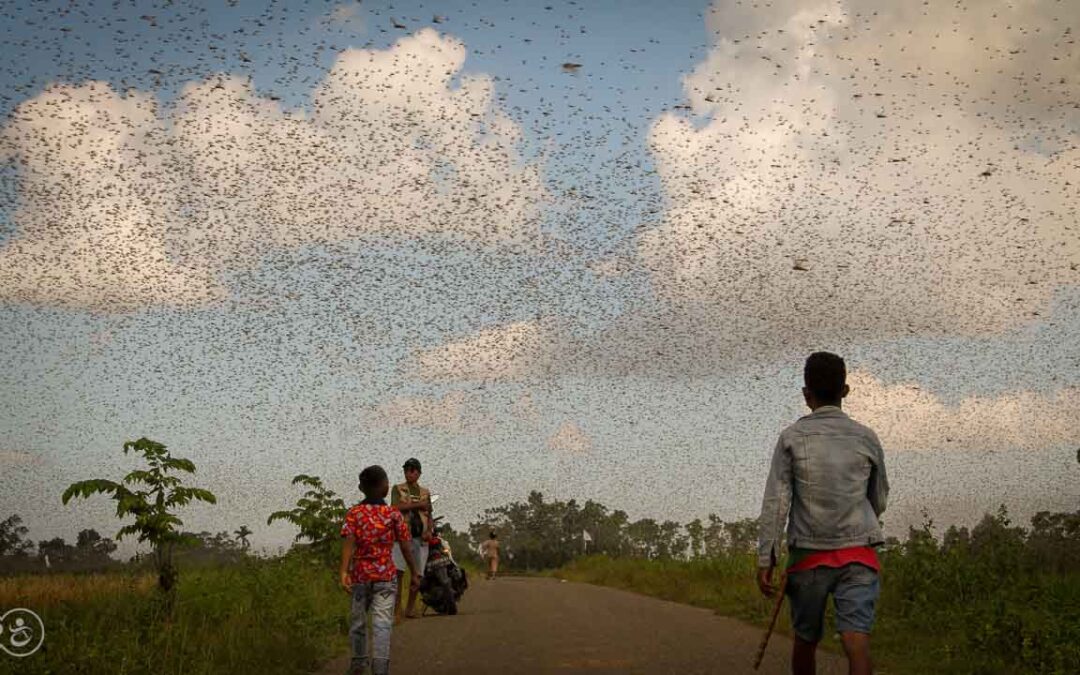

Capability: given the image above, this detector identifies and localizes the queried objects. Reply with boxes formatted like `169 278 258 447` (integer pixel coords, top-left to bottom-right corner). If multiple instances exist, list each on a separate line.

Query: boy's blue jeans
348 580 397 675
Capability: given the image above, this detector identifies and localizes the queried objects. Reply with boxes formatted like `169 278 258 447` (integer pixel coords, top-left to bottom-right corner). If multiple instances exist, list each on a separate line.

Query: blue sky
0 0 1078 556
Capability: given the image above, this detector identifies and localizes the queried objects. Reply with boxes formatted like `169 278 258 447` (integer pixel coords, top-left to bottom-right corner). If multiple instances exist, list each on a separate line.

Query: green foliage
437 523 475 563
76 529 118 562
0 551 347 675
60 437 216 591
0 513 34 556
558 505 1080 675
874 506 1080 674
267 475 346 559
469 491 759 570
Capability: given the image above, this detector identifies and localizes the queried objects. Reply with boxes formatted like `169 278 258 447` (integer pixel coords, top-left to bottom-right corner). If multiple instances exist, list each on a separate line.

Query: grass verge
554 554 1080 675
0 552 348 675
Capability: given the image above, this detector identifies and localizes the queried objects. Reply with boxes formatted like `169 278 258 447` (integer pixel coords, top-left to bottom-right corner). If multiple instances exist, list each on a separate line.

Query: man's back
759 405 889 565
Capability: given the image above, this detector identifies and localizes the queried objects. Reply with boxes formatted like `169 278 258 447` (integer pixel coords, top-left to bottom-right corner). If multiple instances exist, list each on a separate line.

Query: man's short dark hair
804 352 847 402
358 465 388 495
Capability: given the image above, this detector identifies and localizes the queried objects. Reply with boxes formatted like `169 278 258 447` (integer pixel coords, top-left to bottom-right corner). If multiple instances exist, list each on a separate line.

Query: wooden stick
753 571 788 671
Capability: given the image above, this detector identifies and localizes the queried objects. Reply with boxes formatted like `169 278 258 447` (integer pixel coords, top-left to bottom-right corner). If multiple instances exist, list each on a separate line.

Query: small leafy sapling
267 475 347 557
61 437 216 591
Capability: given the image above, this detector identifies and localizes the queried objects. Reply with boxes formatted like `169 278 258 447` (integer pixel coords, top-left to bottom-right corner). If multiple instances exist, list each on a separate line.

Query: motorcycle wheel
435 567 457 615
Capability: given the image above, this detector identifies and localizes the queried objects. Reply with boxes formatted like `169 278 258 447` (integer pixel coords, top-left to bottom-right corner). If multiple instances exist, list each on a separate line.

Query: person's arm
757 433 793 597
392 487 429 513
339 535 355 592
867 430 889 517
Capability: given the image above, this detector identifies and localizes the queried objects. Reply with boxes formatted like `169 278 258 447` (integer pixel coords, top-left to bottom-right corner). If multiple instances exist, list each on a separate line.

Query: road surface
317 575 845 674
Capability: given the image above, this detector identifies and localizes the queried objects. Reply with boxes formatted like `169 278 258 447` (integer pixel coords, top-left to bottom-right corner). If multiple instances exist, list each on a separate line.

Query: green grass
0 550 485 674
554 552 1080 675
0 552 349 675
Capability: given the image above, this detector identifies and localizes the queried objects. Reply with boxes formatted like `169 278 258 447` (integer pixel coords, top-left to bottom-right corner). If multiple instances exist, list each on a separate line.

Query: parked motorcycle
419 514 468 615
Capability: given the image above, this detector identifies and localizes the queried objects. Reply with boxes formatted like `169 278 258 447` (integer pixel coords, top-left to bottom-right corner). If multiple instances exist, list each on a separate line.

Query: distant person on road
340 465 421 675
392 457 432 620
481 531 500 580
757 352 889 675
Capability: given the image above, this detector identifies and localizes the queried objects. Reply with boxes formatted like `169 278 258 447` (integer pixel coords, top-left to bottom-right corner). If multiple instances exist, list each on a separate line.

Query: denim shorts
786 563 880 643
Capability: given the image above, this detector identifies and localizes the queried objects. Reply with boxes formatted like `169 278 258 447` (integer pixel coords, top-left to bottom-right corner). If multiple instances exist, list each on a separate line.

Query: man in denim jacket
757 352 889 675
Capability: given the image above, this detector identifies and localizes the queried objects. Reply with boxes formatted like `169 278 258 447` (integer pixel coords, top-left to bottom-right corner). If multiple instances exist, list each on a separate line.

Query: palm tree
234 525 252 551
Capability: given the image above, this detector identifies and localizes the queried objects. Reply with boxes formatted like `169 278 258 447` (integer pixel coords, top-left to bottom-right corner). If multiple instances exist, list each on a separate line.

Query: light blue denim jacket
757 405 889 568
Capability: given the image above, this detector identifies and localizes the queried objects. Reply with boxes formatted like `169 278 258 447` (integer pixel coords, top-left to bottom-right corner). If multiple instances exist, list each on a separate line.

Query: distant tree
471 492 596 570
75 528 118 564
61 437 217 592
37 536 75 565
180 530 239 552
702 514 727 558
626 518 662 559
686 518 704 559
437 524 474 563
267 475 347 556
234 525 253 550
0 514 34 557
1029 509 1080 573
657 520 688 559
942 525 971 554
721 518 758 554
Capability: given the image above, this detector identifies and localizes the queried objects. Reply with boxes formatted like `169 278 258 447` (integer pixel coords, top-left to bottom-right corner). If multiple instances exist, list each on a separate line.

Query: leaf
123 470 156 486
291 474 323 488
267 510 299 526
165 487 217 507
61 479 121 504
164 457 197 473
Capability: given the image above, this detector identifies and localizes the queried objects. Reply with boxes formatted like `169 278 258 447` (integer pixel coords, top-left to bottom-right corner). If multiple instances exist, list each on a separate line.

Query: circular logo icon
0 608 44 657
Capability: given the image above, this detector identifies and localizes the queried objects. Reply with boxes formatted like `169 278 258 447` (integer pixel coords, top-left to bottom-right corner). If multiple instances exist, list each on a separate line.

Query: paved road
318 576 845 675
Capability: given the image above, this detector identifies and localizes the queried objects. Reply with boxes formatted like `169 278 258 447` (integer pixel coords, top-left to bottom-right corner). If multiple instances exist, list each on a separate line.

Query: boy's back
772 406 888 552
340 465 420 675
341 501 409 583
756 352 890 675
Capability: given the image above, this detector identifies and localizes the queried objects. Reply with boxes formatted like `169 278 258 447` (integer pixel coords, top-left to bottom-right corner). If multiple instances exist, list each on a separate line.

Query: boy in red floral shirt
340 465 422 675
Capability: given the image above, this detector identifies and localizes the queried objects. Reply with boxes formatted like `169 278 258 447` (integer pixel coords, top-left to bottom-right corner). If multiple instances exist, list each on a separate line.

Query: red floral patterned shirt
340 499 411 583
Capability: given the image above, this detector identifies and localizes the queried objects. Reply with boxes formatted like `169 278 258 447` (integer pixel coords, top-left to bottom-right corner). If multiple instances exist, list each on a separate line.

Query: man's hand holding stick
754 565 788 670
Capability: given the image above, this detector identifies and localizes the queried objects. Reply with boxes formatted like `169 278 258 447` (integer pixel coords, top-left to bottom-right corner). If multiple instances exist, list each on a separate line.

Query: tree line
460 490 759 570
3 437 1076 593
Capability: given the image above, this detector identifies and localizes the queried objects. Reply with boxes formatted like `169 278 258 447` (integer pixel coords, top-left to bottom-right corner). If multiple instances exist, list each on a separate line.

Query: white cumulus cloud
846 371 1080 452
0 29 543 311
641 0 1080 348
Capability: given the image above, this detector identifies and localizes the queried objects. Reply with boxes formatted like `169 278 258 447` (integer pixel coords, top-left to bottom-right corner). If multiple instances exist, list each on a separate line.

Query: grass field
0 549 482 674
0 552 349 675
